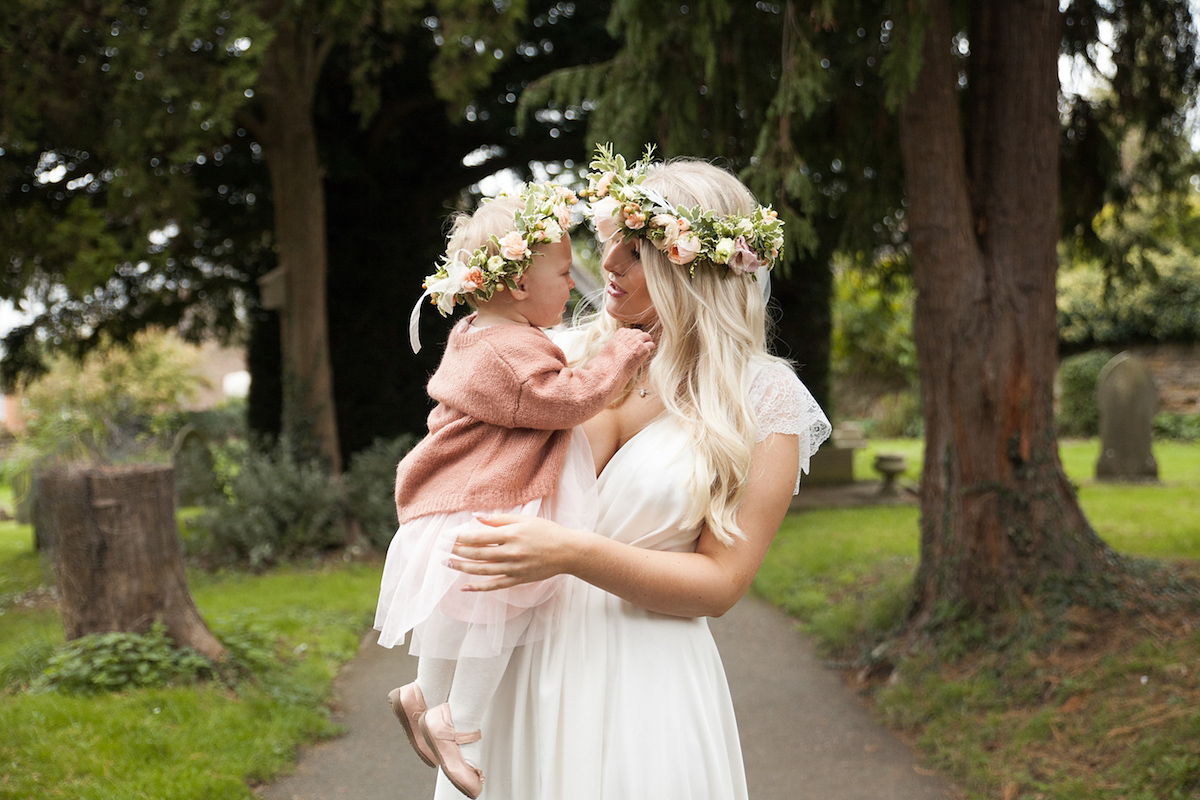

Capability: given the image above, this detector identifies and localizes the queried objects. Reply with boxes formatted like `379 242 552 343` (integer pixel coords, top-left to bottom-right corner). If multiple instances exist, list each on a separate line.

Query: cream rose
591 196 620 242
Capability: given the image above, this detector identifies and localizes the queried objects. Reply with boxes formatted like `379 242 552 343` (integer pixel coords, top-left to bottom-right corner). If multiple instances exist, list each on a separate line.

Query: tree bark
40 464 225 662
897 0 1114 621
257 20 342 473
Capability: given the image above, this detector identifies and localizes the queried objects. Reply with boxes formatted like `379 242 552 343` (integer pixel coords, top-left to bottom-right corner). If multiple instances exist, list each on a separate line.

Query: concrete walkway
258 595 960 800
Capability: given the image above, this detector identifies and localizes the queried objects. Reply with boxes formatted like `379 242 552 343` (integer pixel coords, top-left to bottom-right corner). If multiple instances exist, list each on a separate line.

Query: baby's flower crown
581 144 784 276
408 181 578 352
422 181 579 315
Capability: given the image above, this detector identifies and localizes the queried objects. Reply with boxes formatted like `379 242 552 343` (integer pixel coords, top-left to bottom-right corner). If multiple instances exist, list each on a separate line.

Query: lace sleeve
749 361 832 493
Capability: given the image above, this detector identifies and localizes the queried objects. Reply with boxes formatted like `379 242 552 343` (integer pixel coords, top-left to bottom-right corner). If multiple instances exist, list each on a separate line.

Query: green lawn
0 512 382 800
847 438 1200 559
761 438 1200 800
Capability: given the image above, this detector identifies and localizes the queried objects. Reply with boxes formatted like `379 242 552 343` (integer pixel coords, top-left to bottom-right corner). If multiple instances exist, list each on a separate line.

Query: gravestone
172 424 219 505
1095 352 1158 482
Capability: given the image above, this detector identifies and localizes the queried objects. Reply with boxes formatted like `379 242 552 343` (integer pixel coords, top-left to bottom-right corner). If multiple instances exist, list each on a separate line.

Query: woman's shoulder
746 357 832 477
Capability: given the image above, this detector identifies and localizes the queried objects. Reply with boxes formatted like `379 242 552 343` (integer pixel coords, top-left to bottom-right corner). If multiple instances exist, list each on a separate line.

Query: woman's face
601 237 657 327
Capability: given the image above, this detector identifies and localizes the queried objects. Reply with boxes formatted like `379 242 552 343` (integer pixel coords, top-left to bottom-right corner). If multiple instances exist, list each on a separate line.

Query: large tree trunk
40 464 225 662
897 0 1114 621
257 21 342 473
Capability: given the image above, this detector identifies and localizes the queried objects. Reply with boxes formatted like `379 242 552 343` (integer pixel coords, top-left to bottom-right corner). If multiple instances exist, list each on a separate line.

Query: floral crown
408 181 579 352
581 144 784 276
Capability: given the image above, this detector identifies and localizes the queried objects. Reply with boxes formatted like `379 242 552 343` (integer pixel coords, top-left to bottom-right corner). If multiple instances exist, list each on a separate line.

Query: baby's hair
444 195 524 264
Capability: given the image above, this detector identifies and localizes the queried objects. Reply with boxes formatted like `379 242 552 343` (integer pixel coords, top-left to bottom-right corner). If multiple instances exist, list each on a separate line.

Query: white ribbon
409 252 472 353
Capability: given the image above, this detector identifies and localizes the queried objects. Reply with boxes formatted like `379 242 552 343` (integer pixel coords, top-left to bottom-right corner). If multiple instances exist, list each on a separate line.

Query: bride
442 149 830 799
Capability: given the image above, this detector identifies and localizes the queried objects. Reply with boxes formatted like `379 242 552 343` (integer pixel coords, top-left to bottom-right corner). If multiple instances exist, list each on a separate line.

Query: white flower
714 237 736 264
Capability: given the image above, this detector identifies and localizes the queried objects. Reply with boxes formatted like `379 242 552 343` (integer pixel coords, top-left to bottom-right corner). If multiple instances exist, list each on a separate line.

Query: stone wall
1123 343 1200 413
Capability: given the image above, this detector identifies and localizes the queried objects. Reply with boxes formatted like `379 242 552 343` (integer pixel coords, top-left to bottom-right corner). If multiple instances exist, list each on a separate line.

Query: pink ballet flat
418 702 484 799
388 683 437 768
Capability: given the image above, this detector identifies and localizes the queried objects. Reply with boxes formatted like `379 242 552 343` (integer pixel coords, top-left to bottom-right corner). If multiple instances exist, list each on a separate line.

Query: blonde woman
441 148 830 800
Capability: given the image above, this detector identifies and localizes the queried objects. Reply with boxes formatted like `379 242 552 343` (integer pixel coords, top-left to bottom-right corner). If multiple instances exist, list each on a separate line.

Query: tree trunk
40 464 225 662
897 0 1114 621
257 21 342 473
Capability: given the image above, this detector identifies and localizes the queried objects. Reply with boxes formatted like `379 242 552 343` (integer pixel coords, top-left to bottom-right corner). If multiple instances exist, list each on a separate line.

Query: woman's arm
450 432 800 618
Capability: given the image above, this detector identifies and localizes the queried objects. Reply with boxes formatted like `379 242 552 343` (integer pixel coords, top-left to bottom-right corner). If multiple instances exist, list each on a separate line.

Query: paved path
258 595 959 800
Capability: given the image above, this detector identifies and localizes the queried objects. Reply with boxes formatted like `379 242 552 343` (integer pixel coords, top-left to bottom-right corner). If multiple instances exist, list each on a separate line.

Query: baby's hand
613 327 655 359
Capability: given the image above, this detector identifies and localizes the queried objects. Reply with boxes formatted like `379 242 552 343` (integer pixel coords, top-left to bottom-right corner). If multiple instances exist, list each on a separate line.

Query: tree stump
38 464 225 662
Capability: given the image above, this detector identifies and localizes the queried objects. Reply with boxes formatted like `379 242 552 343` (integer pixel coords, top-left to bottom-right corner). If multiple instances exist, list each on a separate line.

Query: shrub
1058 252 1200 349
1153 411 1200 443
195 436 346 569
831 262 918 388
1055 349 1112 438
16 328 207 464
34 621 213 694
344 434 417 550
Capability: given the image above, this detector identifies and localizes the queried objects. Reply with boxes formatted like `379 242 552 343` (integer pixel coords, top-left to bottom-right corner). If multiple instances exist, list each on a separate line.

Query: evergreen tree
528 0 1199 622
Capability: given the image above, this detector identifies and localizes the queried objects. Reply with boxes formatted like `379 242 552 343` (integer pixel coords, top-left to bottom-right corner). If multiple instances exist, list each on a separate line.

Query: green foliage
1055 349 1112 438
1058 248 1200 349
1153 411 1200 442
196 437 346 569
11 328 207 464
343 434 416 550
34 621 214 695
831 260 918 387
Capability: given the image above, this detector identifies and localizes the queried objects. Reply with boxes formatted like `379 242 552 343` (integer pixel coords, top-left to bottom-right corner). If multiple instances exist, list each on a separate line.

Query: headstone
1095 352 1158 482
806 446 855 486
172 424 219 505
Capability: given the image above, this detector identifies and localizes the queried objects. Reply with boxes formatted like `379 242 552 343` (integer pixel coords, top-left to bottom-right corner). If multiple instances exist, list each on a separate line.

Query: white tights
415 650 513 767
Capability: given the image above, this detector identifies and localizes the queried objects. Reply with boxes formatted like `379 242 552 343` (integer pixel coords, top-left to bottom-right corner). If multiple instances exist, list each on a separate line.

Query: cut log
38 464 225 662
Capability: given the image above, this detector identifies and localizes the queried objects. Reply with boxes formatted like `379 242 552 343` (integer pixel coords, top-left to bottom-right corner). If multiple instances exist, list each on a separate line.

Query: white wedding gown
432 359 830 800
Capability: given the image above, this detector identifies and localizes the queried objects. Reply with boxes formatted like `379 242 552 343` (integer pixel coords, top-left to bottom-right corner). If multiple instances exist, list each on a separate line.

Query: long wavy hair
573 159 786 545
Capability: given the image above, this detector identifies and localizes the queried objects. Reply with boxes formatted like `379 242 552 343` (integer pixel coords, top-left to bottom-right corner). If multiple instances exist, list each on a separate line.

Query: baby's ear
509 281 530 300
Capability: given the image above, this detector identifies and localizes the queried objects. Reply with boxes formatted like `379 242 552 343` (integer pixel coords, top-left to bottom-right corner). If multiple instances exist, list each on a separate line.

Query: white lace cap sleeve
749 361 832 493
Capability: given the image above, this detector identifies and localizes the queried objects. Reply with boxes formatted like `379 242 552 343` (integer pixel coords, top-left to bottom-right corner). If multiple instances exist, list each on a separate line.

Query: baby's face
516 236 575 328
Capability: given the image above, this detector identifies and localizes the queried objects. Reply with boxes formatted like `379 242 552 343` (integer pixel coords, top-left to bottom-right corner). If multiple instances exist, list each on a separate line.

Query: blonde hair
575 159 785 545
442 196 524 307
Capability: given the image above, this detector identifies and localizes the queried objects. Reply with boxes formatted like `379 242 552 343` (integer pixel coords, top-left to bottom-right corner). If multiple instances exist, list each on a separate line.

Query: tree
1 0 531 474
532 0 1199 621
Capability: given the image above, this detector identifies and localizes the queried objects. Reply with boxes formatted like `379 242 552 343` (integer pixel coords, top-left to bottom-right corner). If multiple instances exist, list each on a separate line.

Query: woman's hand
451 514 584 591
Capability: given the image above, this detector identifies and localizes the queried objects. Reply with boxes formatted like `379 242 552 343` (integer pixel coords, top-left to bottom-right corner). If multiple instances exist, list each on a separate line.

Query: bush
344 434 417 550
1153 411 1200 442
1058 253 1200 349
33 622 213 694
195 436 346 569
1055 349 1112 438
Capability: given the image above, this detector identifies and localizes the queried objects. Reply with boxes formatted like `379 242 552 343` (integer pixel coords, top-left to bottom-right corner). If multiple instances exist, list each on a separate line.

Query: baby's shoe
419 702 484 798
388 683 437 768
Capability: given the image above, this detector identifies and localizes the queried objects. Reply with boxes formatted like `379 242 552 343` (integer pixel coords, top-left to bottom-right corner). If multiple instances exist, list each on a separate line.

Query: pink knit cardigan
394 319 650 523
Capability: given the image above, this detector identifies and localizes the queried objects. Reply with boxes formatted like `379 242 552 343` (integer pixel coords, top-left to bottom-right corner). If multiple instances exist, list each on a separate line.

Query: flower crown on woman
581 144 784 276
422 181 580 315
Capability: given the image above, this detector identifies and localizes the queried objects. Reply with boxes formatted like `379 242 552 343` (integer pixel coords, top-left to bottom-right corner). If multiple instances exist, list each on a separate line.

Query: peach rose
620 202 646 230
594 170 616 197
667 232 702 265
498 231 529 261
461 266 485 292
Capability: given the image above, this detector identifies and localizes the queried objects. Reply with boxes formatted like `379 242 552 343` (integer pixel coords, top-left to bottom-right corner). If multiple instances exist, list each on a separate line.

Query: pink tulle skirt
374 428 597 660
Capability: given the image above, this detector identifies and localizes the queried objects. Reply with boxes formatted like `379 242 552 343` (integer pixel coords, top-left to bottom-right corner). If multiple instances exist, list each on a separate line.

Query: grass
758 437 1200 800
0 513 382 800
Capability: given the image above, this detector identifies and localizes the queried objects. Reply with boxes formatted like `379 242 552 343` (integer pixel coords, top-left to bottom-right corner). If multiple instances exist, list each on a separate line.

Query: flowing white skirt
431 578 748 800
374 428 597 660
